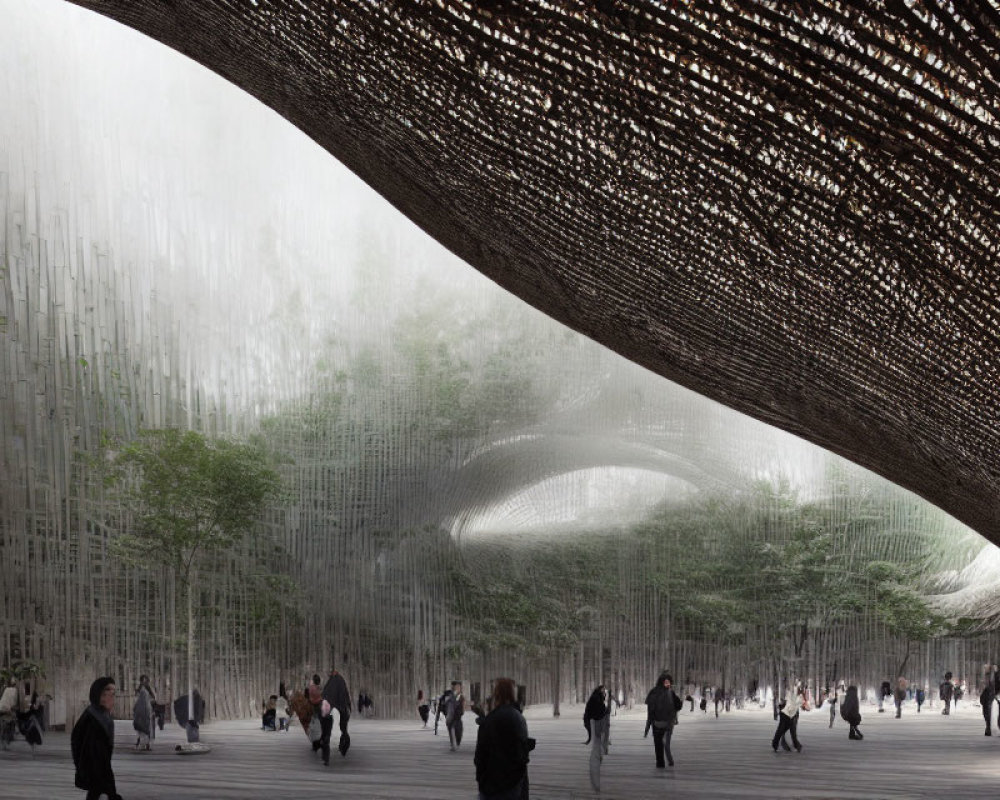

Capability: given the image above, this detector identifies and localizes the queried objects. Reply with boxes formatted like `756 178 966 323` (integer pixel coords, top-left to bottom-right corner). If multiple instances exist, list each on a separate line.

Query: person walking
71 677 123 800
915 684 926 713
645 672 681 768
445 681 466 751
475 677 533 800
981 677 995 736
583 685 610 792
829 682 844 728
771 680 806 753
435 686 452 736
840 685 863 739
893 677 908 719
940 671 954 715
878 680 890 712
132 677 154 750
417 689 430 728
321 667 351 762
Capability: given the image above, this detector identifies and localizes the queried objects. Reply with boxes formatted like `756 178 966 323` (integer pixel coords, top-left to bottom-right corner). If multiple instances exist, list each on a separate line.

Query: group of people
770 668 987 753
64 663 1000 800
260 692 291 731
415 678 531 798
299 668 352 766
0 677 46 750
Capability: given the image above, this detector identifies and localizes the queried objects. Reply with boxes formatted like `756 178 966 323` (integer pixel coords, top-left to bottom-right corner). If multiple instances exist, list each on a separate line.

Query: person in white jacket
771 681 807 752
829 681 845 728
0 679 19 749
275 694 290 731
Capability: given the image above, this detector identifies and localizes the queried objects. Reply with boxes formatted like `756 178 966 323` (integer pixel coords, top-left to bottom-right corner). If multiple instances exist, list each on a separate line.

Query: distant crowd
4 662 999 800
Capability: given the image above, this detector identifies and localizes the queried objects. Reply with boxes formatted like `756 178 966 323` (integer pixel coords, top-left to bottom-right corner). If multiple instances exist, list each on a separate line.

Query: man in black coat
645 672 680 768
71 677 123 800
321 667 351 763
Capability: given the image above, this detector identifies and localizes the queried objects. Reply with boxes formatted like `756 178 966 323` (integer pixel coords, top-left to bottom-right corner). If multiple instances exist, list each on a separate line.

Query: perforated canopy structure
64 0 1000 544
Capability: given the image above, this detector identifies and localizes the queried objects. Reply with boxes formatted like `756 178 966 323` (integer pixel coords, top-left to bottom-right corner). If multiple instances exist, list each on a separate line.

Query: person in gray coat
132 678 154 751
644 672 680 768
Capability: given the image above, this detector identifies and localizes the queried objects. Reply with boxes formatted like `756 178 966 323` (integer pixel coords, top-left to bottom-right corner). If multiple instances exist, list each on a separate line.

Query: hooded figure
840 685 863 739
583 685 610 791
71 677 122 800
320 668 351 763
132 681 154 750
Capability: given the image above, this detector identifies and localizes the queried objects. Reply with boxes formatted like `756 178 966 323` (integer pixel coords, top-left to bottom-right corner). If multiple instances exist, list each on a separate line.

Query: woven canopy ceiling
66 1 1000 543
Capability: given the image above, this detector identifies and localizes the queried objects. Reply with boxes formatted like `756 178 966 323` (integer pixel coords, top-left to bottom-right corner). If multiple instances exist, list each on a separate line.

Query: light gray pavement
2 701 998 799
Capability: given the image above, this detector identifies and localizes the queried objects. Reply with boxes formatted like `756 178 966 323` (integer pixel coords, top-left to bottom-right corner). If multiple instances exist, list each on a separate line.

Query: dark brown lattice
67 1 1000 542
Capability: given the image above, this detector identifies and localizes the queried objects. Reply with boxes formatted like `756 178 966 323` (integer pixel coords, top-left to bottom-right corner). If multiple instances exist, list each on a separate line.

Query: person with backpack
645 672 681 768
434 687 452 736
445 681 466 751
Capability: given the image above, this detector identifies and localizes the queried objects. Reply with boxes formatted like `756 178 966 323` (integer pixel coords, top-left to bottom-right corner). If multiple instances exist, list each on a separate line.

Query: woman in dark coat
583 685 609 792
71 677 123 800
475 677 533 800
840 684 863 740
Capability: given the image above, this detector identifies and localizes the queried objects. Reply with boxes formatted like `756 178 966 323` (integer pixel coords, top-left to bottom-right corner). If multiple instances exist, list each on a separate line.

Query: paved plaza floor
2 701 998 799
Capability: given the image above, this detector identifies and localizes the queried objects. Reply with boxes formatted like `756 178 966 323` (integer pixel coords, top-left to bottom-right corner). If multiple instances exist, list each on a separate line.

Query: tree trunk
552 651 561 717
186 567 199 742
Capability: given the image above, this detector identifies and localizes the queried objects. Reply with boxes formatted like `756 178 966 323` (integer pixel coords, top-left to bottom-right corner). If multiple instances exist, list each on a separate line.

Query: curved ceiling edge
63 1 1000 543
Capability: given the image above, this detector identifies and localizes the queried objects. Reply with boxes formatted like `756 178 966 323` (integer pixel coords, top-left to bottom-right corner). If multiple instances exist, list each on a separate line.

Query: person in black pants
840 685 863 740
981 679 995 735
771 682 807 753
645 672 680 767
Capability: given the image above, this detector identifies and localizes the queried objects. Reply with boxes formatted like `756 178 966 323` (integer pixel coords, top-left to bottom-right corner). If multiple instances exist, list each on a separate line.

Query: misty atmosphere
3 0 1000 733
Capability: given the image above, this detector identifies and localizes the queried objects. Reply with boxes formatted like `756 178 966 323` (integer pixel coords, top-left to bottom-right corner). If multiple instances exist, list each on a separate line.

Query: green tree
109 429 282 736
866 561 949 677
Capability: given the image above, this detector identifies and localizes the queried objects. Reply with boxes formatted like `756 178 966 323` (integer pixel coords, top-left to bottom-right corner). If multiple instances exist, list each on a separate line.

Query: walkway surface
2 701 998 799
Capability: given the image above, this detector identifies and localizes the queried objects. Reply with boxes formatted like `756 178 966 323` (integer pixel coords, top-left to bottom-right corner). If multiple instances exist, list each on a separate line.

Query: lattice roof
67 1 1000 543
